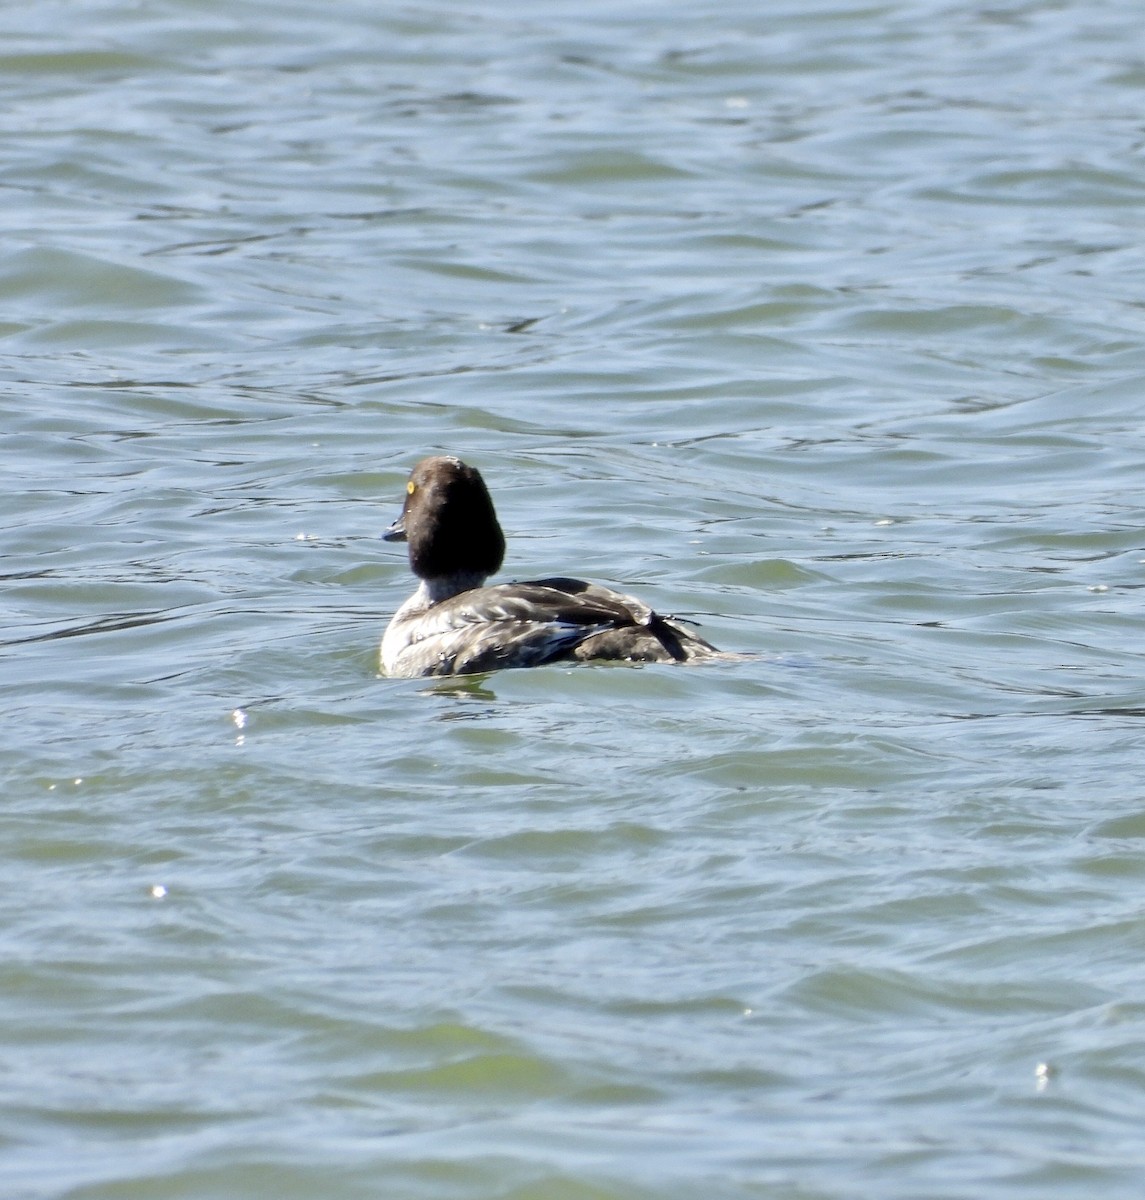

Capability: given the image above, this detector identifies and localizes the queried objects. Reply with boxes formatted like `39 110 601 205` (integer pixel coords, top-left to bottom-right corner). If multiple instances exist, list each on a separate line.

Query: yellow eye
406 481 416 495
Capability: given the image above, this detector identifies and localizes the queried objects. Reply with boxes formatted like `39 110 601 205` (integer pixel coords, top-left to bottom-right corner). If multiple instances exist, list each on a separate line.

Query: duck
380 455 728 677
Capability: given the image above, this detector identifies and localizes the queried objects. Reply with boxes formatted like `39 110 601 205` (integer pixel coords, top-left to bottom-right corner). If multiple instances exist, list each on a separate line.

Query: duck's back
383 576 721 678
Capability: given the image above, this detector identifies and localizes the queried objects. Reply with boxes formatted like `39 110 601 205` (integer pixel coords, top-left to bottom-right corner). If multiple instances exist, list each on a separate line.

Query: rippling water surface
5 1 1145 1197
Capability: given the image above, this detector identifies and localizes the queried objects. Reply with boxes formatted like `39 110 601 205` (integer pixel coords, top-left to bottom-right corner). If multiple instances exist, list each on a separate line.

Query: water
4 1 1145 1196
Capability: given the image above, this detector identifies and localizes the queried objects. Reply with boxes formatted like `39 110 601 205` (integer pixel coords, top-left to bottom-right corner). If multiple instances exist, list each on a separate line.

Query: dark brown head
384 456 506 582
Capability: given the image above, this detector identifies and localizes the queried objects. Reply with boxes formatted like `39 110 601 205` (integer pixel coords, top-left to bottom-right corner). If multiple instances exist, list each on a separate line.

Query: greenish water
5 2 1145 1197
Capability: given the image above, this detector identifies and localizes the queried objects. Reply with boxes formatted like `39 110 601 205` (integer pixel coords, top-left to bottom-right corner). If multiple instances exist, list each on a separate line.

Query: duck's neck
419 571 490 605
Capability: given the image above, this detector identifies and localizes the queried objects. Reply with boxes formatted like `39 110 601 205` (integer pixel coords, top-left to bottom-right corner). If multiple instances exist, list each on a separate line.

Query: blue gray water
5 1 1145 1197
